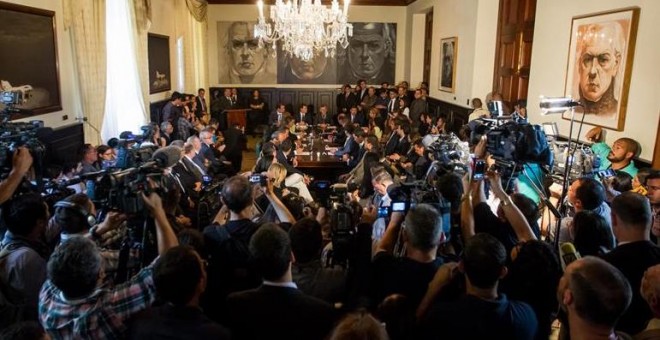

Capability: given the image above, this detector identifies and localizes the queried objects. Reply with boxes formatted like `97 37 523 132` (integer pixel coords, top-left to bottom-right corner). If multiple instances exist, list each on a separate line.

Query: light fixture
254 0 353 61
539 96 580 115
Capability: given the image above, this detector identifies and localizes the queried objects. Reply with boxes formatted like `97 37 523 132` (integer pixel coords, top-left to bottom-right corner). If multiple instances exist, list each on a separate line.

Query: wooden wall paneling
278 90 297 114
317 91 336 116
298 91 315 114
40 123 84 168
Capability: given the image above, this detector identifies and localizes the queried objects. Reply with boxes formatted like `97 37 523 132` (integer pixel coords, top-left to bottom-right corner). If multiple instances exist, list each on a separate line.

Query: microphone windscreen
560 242 581 271
151 145 182 168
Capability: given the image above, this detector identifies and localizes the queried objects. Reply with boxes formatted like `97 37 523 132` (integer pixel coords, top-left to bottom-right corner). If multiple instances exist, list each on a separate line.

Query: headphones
54 200 97 228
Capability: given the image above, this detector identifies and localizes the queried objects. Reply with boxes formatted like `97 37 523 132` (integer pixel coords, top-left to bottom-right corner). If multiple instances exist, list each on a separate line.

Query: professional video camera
425 133 470 179
113 126 160 169
197 175 225 229
0 84 31 118
315 183 360 267
470 120 553 181
0 121 47 189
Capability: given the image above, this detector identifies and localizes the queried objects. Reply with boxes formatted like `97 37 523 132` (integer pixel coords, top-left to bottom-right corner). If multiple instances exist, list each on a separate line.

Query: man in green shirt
586 126 639 177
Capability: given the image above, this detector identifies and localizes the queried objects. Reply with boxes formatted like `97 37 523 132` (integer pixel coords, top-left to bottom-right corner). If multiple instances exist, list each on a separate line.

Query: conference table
294 125 348 181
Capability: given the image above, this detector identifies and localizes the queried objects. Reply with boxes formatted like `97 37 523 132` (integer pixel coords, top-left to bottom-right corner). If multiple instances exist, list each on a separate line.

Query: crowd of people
0 78 658 340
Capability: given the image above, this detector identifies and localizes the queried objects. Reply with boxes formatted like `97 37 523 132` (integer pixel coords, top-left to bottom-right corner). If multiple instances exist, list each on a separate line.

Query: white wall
528 0 660 161
149 0 178 102
406 0 498 108
6 0 79 129
206 4 407 88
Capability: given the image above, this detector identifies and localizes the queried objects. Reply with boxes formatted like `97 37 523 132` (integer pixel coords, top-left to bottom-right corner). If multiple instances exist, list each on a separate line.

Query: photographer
0 146 33 205
39 191 179 339
202 175 295 321
370 204 447 309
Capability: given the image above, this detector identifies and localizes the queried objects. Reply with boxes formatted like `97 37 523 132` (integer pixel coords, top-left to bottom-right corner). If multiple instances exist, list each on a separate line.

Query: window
102 0 147 142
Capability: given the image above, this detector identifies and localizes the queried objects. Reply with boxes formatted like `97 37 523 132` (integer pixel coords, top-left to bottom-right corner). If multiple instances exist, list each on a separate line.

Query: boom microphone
559 242 581 271
150 145 183 168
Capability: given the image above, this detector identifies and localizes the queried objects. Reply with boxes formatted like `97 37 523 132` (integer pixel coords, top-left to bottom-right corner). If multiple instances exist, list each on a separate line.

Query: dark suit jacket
313 114 333 125
195 96 208 118
276 149 302 176
226 285 337 340
384 132 399 156
395 136 411 155
172 159 200 202
348 113 366 126
216 97 233 114
602 241 660 334
269 110 283 126
348 144 365 168
336 92 357 114
295 112 313 125
223 127 246 158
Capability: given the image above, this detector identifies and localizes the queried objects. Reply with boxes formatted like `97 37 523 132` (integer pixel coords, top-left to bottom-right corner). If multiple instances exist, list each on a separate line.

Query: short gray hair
404 204 443 251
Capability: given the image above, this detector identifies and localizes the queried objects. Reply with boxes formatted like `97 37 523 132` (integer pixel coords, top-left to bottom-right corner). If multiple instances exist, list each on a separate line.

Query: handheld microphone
560 242 581 271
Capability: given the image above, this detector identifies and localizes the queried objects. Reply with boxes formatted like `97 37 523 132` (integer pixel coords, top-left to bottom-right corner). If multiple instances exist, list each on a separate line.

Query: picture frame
0 1 62 117
148 33 171 94
439 37 457 93
563 7 640 131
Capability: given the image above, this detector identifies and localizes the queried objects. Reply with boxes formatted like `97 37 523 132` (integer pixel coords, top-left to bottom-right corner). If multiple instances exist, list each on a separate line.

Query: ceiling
207 0 417 6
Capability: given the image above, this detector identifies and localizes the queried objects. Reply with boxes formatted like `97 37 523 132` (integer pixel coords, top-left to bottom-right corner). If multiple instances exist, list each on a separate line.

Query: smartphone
202 175 212 186
473 159 486 180
249 174 262 184
391 201 407 212
597 168 616 179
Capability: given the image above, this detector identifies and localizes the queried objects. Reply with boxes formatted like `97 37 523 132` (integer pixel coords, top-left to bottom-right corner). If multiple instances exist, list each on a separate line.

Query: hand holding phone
473 159 486 180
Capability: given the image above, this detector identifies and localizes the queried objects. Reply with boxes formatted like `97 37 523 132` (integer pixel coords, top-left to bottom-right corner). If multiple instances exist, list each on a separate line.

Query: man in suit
347 106 365 126
336 84 357 115
409 89 428 128
213 88 234 131
268 103 287 126
356 79 368 102
313 104 333 126
194 88 208 121
295 104 313 125
346 129 366 169
222 123 247 174
333 125 357 158
386 89 399 116
602 192 660 335
172 143 203 211
226 224 337 340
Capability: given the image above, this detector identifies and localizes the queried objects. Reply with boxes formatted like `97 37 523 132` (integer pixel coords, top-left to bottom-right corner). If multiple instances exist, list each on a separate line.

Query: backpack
0 242 31 330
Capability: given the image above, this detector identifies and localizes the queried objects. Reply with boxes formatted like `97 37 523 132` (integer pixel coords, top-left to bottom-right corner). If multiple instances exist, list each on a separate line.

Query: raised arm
376 211 405 254
262 178 296 224
0 147 33 205
487 171 537 242
142 191 179 255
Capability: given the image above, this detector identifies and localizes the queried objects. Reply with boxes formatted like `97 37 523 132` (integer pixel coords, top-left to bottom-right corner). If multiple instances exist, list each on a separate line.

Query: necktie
389 99 394 112
278 113 282 121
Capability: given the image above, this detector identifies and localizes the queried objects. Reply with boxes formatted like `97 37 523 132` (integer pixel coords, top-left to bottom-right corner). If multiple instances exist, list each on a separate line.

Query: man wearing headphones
50 193 127 283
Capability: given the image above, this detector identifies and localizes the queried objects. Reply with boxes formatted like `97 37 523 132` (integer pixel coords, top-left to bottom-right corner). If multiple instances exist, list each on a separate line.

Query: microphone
150 145 183 168
560 242 581 270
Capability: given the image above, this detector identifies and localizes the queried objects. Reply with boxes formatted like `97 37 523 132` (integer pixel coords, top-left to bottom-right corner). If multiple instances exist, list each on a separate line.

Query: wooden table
225 108 248 128
295 132 347 181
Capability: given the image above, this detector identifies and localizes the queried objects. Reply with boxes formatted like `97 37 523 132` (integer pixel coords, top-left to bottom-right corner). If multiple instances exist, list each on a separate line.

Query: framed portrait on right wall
439 37 457 93
563 7 640 131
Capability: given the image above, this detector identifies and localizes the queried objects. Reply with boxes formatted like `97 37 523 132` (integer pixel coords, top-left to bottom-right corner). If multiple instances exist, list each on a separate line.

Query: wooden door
492 0 536 111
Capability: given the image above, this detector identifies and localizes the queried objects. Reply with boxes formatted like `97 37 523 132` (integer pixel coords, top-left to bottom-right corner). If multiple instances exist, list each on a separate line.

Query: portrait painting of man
337 22 396 85
564 7 639 131
439 37 457 93
217 21 277 84
277 48 337 84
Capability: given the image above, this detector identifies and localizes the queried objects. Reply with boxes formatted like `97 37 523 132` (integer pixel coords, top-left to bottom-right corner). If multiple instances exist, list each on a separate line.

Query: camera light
539 96 581 115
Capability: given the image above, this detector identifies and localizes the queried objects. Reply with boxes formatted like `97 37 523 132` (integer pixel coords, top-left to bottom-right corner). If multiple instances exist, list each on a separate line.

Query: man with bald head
574 22 625 117
557 257 631 340
339 22 395 84
586 126 639 177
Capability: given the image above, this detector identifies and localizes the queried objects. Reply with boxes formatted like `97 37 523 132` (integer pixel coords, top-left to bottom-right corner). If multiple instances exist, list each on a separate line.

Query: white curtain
132 0 151 112
63 0 106 145
176 0 208 93
101 0 148 141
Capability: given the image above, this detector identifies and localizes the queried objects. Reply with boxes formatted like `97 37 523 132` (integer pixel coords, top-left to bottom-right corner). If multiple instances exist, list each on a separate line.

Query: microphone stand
554 106 577 250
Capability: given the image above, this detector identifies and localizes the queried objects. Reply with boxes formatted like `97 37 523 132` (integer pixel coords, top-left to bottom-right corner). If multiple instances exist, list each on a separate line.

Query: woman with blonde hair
329 309 389 340
267 162 290 198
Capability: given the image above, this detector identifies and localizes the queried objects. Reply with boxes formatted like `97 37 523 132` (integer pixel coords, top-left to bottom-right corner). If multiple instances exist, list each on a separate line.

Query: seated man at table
345 129 366 169
329 125 357 158
314 104 333 126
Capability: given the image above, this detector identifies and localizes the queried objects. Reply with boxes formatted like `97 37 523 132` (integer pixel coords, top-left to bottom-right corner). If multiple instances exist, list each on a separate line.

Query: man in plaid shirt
39 192 179 339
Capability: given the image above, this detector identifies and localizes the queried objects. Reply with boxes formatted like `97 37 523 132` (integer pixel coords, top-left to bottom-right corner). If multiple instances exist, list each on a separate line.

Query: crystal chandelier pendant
254 0 353 61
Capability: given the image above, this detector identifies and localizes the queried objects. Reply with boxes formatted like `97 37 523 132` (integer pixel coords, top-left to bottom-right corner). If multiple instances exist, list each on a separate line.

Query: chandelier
255 0 353 61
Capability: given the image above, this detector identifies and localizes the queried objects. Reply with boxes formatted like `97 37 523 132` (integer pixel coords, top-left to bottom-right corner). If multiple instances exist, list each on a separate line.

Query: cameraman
0 147 33 205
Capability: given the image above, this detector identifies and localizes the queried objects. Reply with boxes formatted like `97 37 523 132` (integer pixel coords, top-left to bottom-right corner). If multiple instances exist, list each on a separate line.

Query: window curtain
131 0 151 112
176 0 208 93
63 0 107 145
101 0 148 141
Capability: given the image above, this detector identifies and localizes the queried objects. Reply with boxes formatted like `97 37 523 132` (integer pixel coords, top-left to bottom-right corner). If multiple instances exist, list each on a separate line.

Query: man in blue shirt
586 126 639 177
